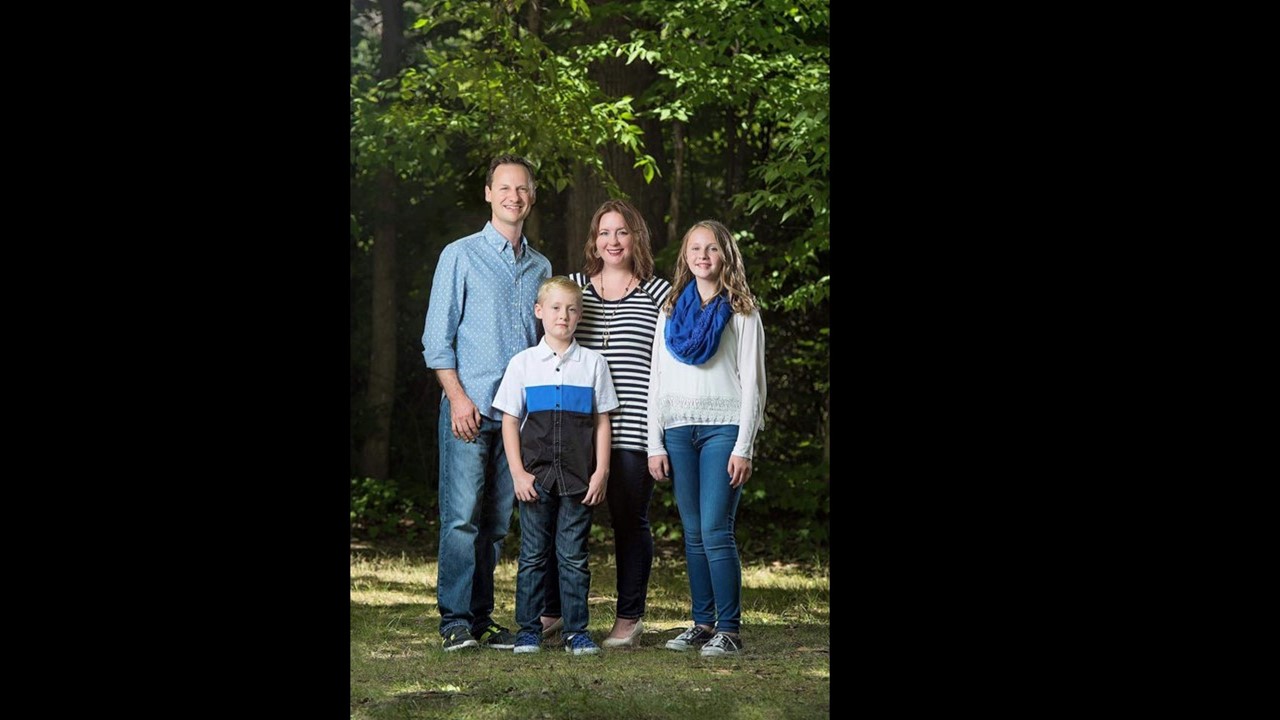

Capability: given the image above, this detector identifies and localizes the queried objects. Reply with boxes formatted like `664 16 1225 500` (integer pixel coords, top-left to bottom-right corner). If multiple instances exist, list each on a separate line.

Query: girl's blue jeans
664 424 743 633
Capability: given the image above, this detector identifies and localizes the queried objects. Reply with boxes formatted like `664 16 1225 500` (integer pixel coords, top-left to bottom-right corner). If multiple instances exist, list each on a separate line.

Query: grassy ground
351 539 829 719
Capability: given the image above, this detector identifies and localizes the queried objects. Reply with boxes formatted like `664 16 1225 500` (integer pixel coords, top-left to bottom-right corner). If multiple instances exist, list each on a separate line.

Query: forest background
350 0 830 559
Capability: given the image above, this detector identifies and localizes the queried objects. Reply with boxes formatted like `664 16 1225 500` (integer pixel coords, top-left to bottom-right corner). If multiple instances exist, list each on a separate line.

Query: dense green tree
351 0 829 554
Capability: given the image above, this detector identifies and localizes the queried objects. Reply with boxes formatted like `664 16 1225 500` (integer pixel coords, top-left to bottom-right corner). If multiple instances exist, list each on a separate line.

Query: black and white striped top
568 272 672 452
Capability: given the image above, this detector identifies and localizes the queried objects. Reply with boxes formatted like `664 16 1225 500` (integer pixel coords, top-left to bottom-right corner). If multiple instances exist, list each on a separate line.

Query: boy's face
534 288 581 343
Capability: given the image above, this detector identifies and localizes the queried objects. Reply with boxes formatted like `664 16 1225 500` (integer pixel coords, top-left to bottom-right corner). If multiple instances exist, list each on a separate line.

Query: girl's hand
648 454 671 482
727 455 752 488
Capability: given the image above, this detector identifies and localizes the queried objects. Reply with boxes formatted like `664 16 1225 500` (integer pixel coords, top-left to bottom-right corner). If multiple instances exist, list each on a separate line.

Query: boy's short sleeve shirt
493 339 619 495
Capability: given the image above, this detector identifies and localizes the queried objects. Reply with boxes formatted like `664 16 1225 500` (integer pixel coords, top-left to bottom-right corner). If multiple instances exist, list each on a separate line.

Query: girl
647 220 766 657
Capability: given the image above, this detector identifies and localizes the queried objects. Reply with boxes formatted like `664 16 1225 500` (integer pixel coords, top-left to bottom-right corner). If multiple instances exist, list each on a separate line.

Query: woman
646 220 766 657
540 198 672 647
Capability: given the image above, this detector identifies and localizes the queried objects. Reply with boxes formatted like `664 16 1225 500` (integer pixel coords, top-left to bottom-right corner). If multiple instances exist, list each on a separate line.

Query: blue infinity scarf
665 282 733 365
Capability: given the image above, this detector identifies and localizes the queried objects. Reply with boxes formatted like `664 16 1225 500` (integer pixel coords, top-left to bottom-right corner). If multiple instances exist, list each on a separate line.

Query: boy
492 276 620 655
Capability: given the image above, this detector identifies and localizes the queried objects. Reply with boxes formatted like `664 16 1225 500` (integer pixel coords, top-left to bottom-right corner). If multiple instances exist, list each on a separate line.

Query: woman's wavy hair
581 198 655 282
663 220 757 316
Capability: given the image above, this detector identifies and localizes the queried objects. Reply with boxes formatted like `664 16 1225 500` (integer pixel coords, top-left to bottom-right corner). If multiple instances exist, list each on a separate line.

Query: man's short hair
487 154 537 192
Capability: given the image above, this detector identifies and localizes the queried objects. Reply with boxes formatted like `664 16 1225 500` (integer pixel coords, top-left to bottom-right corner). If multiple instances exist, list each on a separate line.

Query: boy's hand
582 471 608 506
513 470 539 503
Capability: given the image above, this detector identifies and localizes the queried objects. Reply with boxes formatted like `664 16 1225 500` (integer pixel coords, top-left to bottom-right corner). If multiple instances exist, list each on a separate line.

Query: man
422 154 552 650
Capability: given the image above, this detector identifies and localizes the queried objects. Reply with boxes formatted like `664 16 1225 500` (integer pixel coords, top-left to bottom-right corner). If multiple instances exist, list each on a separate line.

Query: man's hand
450 395 481 442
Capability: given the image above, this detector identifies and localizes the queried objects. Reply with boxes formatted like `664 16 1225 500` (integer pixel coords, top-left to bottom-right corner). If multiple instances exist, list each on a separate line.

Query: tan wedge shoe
602 620 645 648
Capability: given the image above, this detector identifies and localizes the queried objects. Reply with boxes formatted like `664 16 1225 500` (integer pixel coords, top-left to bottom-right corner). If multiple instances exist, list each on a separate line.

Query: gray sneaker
474 623 516 649
699 631 743 657
442 626 478 652
665 624 715 651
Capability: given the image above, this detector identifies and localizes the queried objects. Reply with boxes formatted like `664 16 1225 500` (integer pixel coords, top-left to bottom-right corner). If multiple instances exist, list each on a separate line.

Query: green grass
351 540 829 719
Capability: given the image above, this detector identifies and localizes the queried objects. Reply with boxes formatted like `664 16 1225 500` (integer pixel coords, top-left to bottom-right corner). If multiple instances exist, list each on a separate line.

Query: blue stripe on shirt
526 384 596 415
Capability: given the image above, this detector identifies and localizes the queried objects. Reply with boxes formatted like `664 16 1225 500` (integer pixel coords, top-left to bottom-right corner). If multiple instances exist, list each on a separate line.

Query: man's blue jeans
665 424 743 633
436 397 515 636
515 487 594 638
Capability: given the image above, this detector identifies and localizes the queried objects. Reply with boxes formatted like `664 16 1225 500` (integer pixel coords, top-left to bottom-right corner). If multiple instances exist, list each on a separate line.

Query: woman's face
595 211 634 270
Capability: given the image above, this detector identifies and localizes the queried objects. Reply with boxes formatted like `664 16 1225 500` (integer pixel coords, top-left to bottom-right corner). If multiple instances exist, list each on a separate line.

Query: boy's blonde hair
537 275 584 304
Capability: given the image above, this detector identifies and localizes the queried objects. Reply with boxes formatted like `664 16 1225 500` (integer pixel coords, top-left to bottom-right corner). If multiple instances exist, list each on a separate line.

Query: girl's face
595 211 634 270
684 227 724 283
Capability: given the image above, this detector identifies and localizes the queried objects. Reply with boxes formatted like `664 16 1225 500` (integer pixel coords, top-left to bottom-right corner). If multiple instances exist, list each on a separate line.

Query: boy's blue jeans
436 397 514 637
515 486 594 638
542 449 655 621
665 424 743 634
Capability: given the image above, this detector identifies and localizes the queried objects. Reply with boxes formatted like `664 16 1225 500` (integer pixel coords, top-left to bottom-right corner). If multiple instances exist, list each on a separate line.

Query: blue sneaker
513 631 541 654
563 632 600 656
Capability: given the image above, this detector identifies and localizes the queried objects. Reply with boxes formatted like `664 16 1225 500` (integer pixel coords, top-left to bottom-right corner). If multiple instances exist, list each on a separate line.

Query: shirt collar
535 338 582 363
483 221 527 254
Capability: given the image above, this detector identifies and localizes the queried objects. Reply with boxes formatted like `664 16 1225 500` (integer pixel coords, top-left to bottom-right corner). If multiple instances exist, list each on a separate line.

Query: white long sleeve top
646 307 767 459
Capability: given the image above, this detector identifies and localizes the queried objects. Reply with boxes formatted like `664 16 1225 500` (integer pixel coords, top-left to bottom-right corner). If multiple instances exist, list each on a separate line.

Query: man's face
485 163 535 226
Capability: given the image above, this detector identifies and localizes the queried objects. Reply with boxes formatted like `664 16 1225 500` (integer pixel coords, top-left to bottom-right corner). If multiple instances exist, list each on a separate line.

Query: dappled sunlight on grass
352 589 433 606
351 538 830 718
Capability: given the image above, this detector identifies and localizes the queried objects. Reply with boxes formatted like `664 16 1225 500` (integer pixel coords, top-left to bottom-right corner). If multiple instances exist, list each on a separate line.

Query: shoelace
706 634 737 651
680 626 712 642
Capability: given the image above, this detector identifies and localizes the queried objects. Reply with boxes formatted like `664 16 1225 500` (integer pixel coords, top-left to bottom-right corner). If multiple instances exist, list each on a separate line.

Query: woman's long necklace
600 273 636 349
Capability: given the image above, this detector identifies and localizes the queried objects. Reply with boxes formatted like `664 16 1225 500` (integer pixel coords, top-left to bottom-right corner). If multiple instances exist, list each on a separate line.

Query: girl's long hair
662 220 757 316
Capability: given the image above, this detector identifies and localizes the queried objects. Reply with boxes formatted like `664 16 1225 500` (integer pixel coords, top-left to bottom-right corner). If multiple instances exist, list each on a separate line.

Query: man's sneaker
563 632 600 656
475 623 516 649
699 631 743 657
513 631 542 654
665 624 715 651
442 626 478 652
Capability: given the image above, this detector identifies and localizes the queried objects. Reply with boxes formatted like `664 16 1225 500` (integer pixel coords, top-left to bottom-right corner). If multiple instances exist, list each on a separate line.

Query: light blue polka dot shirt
422 221 552 421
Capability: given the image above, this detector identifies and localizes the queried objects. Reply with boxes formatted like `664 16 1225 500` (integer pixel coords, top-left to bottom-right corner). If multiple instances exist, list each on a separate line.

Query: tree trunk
358 0 404 480
576 0 671 251
524 0 541 35
723 106 741 223
565 162 608 272
666 119 685 251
